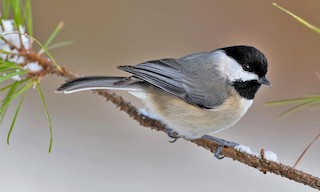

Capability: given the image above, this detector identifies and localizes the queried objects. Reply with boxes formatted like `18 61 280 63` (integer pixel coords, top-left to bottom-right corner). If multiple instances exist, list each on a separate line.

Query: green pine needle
2 0 11 19
0 62 23 70
0 50 11 55
270 3 320 117
7 90 27 145
0 81 32 118
0 79 28 93
278 99 319 118
10 0 22 27
266 96 320 106
2 31 63 71
0 0 58 152
47 40 73 51
0 70 27 82
43 21 64 49
36 81 53 153
0 83 17 92
266 95 320 118
21 33 62 71
273 3 320 34
24 0 33 36
0 81 20 124
0 60 23 69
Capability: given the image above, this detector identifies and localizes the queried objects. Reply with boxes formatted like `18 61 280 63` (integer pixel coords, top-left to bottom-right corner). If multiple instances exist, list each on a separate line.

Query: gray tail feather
56 76 134 93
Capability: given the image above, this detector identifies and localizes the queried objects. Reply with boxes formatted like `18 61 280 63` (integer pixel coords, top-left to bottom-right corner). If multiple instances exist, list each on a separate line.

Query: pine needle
36 81 53 153
42 21 64 51
293 132 320 168
273 3 320 34
7 90 27 145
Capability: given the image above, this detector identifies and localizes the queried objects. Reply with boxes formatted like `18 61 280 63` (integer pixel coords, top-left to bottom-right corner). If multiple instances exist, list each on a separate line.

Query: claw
166 129 179 143
214 145 224 159
201 135 238 147
169 137 178 143
201 135 239 159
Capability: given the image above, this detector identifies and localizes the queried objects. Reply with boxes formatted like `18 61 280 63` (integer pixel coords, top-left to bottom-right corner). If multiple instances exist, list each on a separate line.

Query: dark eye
243 64 251 71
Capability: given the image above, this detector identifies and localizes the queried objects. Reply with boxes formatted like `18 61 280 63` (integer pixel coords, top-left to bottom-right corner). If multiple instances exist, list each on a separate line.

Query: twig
1 36 19 50
11 49 320 190
17 27 25 50
49 64 320 190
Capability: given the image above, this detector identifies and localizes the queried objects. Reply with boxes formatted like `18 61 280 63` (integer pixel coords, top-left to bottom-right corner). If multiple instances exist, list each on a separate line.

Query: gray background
1 0 320 191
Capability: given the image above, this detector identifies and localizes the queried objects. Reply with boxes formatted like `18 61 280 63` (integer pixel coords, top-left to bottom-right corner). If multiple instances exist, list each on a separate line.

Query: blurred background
1 0 320 191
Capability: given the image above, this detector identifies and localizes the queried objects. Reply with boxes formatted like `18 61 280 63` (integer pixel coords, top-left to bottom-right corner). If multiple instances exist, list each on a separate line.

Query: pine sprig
0 0 68 152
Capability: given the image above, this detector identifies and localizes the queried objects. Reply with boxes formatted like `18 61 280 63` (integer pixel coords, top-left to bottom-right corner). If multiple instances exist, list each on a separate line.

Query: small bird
57 45 270 151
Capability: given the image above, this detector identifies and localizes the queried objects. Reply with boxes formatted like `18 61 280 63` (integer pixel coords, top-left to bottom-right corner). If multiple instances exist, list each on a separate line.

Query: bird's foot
201 135 239 159
166 129 180 143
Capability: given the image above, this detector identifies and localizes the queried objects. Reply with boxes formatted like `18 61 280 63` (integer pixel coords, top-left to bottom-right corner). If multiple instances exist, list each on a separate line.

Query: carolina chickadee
57 45 270 141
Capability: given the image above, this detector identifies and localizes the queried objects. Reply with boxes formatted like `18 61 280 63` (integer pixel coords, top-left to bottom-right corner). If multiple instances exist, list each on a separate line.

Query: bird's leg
166 128 180 143
201 135 239 159
214 145 224 160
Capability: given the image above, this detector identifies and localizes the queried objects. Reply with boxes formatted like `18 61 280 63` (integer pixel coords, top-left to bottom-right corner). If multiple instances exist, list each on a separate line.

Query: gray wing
118 59 186 98
118 52 230 108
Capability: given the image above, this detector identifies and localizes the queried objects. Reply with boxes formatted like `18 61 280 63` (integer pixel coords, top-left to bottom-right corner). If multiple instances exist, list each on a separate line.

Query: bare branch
19 50 320 190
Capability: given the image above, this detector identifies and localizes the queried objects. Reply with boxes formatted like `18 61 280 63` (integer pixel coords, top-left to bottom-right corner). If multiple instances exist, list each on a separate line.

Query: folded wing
118 53 229 108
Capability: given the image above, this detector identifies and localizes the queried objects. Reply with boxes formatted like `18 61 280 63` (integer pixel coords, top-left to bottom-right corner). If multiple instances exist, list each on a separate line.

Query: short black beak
258 76 271 86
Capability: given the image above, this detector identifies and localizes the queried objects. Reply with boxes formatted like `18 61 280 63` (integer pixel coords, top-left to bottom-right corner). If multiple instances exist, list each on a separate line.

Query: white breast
135 87 253 139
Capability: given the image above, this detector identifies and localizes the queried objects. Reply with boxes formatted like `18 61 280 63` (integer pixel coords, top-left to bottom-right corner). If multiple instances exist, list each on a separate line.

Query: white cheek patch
227 61 259 82
214 50 259 82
